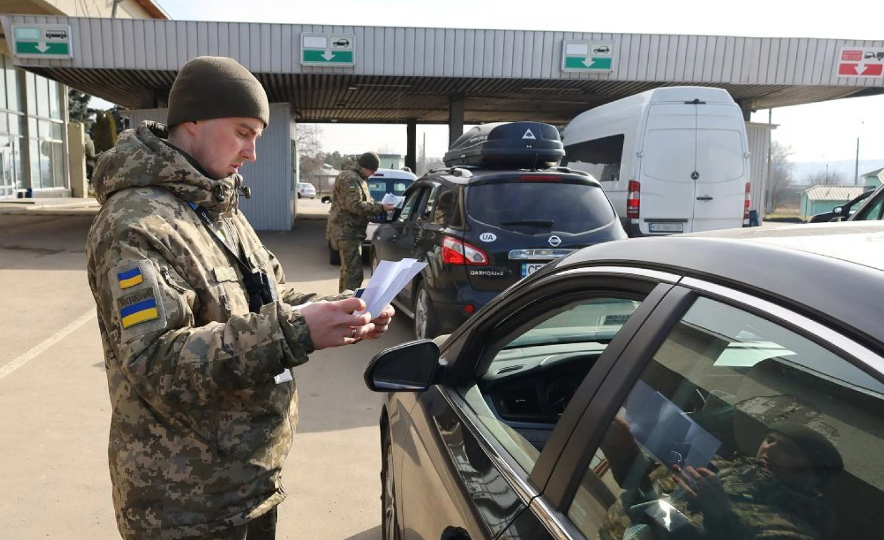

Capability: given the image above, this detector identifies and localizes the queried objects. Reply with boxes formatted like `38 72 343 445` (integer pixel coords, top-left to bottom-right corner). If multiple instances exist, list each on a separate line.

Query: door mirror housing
364 339 441 392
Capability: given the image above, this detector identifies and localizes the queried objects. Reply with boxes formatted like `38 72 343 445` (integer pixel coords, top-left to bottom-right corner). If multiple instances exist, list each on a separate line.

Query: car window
431 187 457 226
460 295 644 475
396 187 426 223
567 296 884 540
853 192 884 221
467 180 615 233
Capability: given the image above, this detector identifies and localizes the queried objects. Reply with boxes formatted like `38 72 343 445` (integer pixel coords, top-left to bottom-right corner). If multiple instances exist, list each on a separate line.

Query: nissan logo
548 235 562 247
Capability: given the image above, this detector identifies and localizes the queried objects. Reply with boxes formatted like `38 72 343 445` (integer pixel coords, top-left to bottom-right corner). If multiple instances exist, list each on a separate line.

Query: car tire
297 193 302 199
381 430 400 540
322 196 331 204
329 242 341 266
413 281 439 340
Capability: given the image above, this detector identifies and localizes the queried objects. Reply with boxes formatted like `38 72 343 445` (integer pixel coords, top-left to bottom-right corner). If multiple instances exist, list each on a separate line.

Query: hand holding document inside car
355 258 427 319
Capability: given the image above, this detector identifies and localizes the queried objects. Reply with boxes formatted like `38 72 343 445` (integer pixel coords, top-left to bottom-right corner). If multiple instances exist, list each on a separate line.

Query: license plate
521 262 547 277
648 223 684 233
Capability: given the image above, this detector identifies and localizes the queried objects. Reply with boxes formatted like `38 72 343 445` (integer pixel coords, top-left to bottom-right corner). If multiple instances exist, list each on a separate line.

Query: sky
152 0 884 167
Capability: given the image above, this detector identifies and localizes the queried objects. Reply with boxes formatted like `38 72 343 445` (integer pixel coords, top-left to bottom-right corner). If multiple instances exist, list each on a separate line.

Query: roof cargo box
443 122 565 169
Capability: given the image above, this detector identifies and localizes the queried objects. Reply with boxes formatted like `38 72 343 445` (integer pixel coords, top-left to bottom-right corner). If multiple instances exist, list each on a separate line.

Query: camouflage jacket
325 158 384 241
87 121 340 539
599 457 834 540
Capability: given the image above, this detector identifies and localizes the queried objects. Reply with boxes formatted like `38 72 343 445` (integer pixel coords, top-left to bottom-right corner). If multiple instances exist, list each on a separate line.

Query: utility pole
855 137 860 185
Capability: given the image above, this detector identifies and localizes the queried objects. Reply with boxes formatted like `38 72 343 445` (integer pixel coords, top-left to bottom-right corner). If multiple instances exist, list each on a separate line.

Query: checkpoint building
1 10 883 229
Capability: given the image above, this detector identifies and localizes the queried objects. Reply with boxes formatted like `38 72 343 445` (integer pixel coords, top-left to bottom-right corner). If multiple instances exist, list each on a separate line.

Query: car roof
369 168 417 180
558 222 884 348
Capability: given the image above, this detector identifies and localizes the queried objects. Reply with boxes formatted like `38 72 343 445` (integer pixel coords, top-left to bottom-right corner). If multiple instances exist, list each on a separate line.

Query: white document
356 258 427 319
381 193 406 208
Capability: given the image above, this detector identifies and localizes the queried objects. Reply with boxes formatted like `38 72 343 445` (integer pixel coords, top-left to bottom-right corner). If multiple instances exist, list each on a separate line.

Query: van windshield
467 179 615 233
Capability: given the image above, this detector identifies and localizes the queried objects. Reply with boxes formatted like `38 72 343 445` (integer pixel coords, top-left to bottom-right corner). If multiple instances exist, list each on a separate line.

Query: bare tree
805 169 846 186
768 141 794 212
294 124 323 179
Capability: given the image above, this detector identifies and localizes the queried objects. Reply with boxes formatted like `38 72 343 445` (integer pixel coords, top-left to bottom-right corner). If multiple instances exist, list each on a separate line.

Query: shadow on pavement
341 525 381 540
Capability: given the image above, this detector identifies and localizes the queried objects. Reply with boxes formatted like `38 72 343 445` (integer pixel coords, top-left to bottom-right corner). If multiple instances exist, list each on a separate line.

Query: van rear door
692 105 748 232
638 103 697 234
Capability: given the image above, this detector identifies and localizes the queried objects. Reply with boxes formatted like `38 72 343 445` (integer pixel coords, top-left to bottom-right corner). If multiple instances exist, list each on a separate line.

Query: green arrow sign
561 41 614 73
301 34 356 67
303 49 354 64
564 56 612 70
15 41 70 56
12 25 73 59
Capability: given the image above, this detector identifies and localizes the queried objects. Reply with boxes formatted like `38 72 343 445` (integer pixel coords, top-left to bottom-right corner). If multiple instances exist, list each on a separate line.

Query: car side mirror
364 339 441 392
833 206 844 215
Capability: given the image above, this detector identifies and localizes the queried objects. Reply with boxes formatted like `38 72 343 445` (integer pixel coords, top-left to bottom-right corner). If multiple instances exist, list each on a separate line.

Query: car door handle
696 196 713 201
441 526 471 540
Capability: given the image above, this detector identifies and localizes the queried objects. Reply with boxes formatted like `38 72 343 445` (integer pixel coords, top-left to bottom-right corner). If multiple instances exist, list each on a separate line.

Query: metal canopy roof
3 15 883 124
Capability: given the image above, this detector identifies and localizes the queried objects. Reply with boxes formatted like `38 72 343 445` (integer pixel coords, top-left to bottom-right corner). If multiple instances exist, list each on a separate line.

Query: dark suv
370 122 626 339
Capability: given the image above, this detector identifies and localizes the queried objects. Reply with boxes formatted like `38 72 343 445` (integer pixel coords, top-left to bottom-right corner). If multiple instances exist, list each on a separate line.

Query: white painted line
0 309 94 381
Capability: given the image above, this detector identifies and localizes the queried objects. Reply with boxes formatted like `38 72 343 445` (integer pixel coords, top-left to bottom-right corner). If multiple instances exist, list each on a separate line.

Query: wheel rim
384 443 396 540
415 287 428 338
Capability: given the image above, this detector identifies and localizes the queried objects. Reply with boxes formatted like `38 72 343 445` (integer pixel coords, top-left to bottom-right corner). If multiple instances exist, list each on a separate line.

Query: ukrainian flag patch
109 260 167 338
118 292 160 329
117 267 144 289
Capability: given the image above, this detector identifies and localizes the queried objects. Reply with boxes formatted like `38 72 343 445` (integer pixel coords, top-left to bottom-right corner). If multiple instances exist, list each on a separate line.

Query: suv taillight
627 180 640 220
743 182 751 226
442 235 488 266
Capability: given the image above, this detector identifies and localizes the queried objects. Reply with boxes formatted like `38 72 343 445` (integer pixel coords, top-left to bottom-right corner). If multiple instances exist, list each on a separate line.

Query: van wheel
413 282 439 340
329 242 341 266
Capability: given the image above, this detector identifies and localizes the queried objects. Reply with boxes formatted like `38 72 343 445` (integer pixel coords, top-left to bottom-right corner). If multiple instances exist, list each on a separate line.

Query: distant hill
791 159 884 185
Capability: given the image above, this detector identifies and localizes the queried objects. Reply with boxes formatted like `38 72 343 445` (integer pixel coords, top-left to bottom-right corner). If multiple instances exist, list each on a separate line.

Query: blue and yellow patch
117 267 144 289
117 289 160 329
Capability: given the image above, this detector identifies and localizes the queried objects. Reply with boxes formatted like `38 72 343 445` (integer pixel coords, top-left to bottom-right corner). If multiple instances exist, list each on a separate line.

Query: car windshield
467 179 615 233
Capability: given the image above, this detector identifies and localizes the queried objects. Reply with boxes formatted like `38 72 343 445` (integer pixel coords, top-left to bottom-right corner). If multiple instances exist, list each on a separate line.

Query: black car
365 222 884 540
809 188 874 222
847 183 884 221
370 122 626 339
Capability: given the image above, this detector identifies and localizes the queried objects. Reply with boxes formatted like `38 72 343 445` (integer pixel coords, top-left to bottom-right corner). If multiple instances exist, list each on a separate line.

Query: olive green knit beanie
167 56 270 128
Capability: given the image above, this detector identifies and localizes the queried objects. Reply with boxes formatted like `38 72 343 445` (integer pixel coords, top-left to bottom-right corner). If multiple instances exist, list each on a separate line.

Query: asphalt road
0 213 412 540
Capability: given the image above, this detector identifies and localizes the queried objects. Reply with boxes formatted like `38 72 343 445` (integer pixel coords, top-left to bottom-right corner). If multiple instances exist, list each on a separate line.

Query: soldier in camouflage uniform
86 56 395 540
597 418 843 540
326 152 395 292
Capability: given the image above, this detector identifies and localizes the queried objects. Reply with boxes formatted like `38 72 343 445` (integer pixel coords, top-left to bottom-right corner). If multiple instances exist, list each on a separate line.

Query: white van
562 87 750 236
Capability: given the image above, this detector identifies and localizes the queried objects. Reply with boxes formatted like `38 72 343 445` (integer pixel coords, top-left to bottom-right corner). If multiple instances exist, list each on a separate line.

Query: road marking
0 309 94 381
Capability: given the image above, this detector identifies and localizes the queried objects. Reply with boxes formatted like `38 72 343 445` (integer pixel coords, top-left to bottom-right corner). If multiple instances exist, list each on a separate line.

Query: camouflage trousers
338 238 363 293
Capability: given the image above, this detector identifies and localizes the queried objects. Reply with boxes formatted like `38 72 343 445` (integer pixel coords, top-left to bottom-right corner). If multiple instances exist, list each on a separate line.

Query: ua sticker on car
479 232 497 242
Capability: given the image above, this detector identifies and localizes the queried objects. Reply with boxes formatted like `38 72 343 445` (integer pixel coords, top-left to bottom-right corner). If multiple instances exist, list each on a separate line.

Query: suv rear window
467 179 615 233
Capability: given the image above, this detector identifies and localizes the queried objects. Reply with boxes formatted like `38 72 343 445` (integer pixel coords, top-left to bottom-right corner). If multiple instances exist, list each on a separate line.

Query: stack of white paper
381 193 406 208
356 258 427 318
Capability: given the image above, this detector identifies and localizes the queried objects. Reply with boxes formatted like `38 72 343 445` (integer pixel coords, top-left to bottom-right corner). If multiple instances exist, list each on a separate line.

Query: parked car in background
296 181 316 199
365 222 884 540
810 188 873 222
371 122 625 339
846 184 884 221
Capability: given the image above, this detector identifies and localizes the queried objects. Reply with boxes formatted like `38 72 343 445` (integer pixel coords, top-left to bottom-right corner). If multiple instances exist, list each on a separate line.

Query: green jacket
326 158 384 241
87 121 340 539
